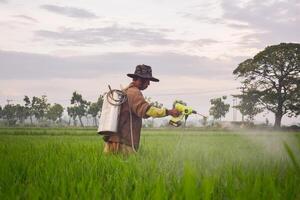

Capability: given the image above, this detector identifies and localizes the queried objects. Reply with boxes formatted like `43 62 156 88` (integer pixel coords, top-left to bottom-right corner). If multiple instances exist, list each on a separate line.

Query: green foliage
24 96 34 124
46 104 64 123
32 95 50 121
233 43 300 127
209 96 230 120
67 107 77 126
233 86 263 121
283 136 300 174
1 93 104 127
1 104 17 126
0 129 300 199
24 95 50 123
88 95 104 126
0 104 28 125
68 91 90 127
15 104 29 124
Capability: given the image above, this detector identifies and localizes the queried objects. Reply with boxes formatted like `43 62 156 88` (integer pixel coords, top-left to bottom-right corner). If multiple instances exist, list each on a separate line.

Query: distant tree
70 91 89 127
233 43 300 128
88 95 104 126
265 118 269 126
67 106 77 126
46 103 64 123
2 104 17 126
209 96 230 121
201 116 208 127
233 85 263 122
0 105 2 119
24 96 34 124
1 103 28 125
15 104 29 124
32 95 50 122
145 97 163 108
24 95 50 124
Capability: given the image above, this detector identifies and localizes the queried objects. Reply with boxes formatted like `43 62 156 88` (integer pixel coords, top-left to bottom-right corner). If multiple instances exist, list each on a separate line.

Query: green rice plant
0 128 300 199
283 137 300 173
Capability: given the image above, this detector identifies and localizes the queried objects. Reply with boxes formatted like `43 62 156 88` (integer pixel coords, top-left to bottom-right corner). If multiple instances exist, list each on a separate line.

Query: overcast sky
1 0 299 125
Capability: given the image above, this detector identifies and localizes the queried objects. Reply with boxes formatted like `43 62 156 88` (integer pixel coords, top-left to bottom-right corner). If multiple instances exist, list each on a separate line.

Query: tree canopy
233 86 263 122
209 96 230 120
88 95 104 126
233 43 300 127
46 103 64 123
69 91 90 127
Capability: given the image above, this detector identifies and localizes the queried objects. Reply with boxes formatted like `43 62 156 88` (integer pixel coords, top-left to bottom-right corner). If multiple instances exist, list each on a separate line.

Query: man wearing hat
103 64 180 154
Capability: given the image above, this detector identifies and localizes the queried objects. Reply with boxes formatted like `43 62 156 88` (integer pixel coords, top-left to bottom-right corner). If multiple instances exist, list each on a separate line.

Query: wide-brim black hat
127 64 159 82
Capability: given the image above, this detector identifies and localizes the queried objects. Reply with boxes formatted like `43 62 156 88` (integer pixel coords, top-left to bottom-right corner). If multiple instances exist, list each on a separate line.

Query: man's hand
167 108 181 117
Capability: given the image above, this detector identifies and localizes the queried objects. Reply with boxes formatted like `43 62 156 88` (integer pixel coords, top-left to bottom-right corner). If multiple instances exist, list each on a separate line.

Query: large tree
233 43 300 128
209 96 230 121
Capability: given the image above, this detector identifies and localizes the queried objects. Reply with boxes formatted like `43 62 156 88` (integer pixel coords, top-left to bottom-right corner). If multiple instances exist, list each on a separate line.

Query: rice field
0 128 299 199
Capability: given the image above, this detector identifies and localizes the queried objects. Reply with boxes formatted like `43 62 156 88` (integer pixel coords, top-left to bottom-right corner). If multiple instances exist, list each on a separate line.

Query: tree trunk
94 117 97 127
79 117 84 127
274 96 283 128
274 112 282 128
86 116 89 126
73 117 77 126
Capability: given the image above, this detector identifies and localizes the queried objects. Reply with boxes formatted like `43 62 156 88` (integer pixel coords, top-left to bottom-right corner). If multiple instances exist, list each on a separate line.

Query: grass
0 128 299 199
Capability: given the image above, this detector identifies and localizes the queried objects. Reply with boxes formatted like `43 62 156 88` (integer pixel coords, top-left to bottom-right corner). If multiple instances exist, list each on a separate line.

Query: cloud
0 0 8 3
221 0 300 45
0 50 238 81
192 39 219 47
40 4 97 19
180 0 300 48
35 26 182 46
13 15 38 23
35 25 219 48
178 1 225 25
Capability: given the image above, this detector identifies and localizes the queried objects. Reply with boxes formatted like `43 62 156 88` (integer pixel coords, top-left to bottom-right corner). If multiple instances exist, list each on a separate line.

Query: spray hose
106 85 127 106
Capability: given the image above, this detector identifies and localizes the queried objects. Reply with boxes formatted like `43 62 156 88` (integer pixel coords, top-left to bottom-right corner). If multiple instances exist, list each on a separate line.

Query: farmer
103 64 180 154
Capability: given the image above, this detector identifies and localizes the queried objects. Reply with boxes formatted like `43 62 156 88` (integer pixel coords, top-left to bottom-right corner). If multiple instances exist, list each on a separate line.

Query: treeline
0 92 103 127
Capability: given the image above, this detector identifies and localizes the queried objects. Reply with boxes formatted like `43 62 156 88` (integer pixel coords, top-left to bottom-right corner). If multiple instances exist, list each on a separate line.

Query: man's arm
127 87 180 118
146 106 180 118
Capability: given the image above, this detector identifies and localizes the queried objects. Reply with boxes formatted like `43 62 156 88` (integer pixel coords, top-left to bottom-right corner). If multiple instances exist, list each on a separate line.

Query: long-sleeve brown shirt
104 83 151 150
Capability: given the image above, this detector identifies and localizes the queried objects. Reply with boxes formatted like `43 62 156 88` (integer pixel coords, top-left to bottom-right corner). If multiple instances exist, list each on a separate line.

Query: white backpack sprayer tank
97 86 127 135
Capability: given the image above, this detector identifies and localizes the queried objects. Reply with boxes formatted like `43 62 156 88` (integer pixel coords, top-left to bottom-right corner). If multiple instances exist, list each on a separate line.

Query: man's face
137 78 150 90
